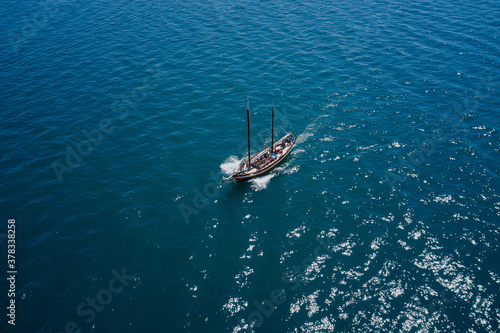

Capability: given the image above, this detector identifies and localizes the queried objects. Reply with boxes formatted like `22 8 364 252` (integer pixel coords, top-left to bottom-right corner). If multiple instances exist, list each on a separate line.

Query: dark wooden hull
230 133 297 183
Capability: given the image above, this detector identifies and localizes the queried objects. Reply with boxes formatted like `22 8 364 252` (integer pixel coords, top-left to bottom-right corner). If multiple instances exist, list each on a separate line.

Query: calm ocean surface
1 0 499 332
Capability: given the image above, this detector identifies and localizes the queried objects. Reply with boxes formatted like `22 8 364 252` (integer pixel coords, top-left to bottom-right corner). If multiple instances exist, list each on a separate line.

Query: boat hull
231 133 297 182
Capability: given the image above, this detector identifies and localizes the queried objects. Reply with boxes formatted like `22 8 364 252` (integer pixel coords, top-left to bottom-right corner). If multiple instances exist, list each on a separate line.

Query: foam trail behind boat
250 173 275 191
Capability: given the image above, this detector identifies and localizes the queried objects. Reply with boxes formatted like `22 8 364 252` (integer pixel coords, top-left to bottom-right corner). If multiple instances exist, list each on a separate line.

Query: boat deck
228 133 296 182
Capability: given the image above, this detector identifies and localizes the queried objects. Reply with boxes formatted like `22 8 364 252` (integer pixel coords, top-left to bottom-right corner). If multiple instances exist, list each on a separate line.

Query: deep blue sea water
1 0 499 332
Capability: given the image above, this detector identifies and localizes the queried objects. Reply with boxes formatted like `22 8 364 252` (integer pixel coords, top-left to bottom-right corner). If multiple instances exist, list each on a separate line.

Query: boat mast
247 94 251 167
271 100 274 154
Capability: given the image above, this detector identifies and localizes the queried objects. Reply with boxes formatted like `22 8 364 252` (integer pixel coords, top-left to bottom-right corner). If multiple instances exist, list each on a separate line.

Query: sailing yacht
221 95 297 183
